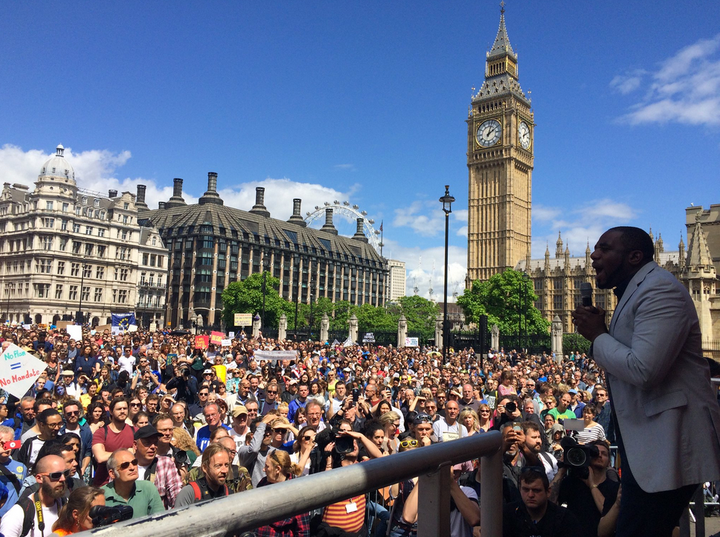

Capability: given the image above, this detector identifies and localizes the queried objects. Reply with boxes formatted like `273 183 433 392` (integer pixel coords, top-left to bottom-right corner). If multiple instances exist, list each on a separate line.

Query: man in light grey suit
573 226 720 537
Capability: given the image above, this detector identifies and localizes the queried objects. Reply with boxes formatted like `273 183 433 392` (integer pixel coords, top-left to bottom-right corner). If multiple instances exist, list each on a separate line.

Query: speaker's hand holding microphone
572 283 608 342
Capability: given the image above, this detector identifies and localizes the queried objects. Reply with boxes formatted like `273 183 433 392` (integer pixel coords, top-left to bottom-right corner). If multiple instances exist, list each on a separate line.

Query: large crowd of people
0 321 644 537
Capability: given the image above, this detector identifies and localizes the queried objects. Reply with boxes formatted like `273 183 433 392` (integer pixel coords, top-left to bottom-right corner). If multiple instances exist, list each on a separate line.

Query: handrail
83 431 503 537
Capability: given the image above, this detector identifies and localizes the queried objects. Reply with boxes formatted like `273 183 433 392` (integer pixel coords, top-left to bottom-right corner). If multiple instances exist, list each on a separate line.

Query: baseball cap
134 425 159 440
203 369 213 375
232 405 248 418
61 370 75 377
568 389 578 394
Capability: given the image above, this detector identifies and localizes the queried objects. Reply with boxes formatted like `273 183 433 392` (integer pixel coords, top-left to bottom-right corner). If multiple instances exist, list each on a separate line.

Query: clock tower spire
466 4 534 284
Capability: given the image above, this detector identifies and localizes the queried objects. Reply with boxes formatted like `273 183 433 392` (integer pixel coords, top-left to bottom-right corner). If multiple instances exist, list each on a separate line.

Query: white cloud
393 200 445 237
333 164 357 172
0 144 365 224
383 239 467 302
533 204 561 222
614 34 720 126
530 199 637 258
218 179 355 221
610 70 647 95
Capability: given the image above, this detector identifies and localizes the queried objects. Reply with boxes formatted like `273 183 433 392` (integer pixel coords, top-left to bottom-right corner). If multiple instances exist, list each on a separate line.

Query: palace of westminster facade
466 8 720 350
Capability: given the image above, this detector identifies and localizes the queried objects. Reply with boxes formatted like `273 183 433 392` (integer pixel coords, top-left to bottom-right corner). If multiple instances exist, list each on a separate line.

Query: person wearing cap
229 405 250 451
102 449 164 518
567 389 585 418
133 425 182 509
281 379 298 404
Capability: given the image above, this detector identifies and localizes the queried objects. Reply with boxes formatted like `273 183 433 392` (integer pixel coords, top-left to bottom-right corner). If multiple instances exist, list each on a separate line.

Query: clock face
518 121 531 149
476 119 502 147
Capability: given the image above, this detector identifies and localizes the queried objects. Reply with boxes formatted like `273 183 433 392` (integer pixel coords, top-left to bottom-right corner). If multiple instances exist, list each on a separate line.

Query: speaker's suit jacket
593 261 720 492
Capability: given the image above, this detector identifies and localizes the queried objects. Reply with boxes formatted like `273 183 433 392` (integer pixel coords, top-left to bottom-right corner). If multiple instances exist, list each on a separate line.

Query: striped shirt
322 494 365 533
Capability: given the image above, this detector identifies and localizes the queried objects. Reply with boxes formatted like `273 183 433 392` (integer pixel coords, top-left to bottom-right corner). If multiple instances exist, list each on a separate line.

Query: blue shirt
0 459 27 518
195 424 231 452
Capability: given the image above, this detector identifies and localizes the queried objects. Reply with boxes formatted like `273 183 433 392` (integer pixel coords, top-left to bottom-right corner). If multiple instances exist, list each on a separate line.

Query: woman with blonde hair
50 487 105 536
173 426 201 466
477 403 494 432
256 450 309 536
379 411 401 454
459 408 481 435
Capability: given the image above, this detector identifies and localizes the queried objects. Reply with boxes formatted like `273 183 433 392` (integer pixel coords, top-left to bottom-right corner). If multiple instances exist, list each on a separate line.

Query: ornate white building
387 259 406 301
0 145 167 327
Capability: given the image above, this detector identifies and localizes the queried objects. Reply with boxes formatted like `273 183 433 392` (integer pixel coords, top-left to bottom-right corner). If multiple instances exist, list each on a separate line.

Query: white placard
221 339 232 347
253 350 298 362
0 343 48 399
405 337 419 347
66 325 82 341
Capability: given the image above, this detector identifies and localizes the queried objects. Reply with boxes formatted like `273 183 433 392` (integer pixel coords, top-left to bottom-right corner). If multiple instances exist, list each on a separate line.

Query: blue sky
1 1 719 300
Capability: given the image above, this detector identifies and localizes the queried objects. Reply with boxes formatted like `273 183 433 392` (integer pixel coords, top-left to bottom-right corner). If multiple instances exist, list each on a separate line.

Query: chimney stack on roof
249 187 270 217
320 208 338 235
135 184 148 210
165 178 187 209
287 198 306 227
108 189 118 198
199 172 223 206
352 218 368 242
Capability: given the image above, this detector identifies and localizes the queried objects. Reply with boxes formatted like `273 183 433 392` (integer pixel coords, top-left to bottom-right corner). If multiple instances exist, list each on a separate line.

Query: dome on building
40 144 75 181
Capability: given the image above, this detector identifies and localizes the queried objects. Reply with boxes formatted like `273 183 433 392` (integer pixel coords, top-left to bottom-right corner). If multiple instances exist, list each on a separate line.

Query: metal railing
81 432 502 537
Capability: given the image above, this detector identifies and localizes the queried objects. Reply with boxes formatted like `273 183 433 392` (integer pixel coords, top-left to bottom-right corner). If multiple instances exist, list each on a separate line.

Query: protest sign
0 343 48 399
194 335 209 350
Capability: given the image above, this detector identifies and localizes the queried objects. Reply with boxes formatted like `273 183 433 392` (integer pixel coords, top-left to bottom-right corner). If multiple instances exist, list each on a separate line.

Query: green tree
563 333 591 356
355 303 396 332
398 295 439 340
221 272 293 328
458 269 549 335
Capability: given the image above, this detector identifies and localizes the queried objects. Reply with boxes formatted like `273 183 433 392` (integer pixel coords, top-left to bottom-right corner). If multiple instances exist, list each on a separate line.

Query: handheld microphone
580 282 593 307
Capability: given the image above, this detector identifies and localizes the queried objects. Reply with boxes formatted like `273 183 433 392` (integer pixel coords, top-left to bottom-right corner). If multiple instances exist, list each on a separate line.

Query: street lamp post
523 273 530 351
439 185 455 363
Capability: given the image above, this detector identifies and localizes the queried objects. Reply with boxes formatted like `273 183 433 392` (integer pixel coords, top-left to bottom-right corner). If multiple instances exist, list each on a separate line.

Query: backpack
189 480 229 501
16 497 37 537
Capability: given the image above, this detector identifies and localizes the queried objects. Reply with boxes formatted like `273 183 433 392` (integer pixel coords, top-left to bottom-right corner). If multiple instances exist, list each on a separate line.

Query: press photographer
549 439 619 537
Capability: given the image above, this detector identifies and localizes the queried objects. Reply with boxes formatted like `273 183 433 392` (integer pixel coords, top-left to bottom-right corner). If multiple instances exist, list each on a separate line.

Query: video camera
90 505 133 527
559 436 599 479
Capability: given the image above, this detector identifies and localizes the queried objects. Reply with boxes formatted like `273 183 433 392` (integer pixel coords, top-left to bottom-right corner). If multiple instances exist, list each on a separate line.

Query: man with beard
134 425 182 509
102 449 164 518
573 226 720 537
0 455 67 537
174 443 232 507
91 398 136 486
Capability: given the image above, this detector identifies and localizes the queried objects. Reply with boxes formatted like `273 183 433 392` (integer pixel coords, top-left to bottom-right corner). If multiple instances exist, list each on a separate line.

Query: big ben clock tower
466 4 534 284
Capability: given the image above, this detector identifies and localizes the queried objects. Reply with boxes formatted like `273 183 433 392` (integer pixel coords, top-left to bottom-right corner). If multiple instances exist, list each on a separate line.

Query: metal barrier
82 432 503 537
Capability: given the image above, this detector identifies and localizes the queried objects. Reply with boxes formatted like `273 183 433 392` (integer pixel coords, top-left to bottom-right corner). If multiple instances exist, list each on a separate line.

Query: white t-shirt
432 419 468 443
117 355 136 375
0 498 60 537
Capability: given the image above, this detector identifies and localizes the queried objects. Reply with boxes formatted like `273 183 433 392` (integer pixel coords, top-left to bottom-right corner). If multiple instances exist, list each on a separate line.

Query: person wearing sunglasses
133 425 182 510
60 401 92 479
260 381 281 416
16 409 64 469
101 449 164 519
0 455 68 537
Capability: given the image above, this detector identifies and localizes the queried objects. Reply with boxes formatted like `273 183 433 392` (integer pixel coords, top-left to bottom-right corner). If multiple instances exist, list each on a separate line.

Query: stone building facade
387 259 406 301
0 145 167 327
517 219 720 356
138 174 388 330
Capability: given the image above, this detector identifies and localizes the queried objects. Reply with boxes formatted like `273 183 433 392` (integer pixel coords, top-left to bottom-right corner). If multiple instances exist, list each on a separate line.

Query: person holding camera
548 439 619 537
165 367 198 407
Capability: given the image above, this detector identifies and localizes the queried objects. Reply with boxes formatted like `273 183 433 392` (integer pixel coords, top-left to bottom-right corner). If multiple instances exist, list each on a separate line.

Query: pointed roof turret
472 3 529 105
679 233 686 270
488 2 516 60
687 220 713 269
555 232 563 259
